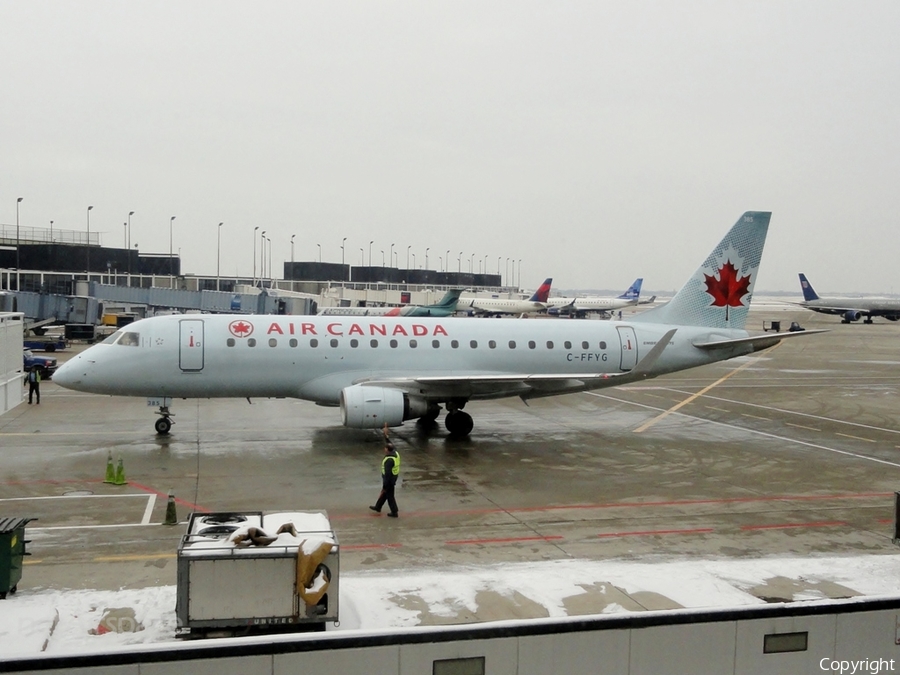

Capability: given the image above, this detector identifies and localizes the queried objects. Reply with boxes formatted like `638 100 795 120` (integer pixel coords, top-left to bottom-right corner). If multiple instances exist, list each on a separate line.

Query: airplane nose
52 357 83 389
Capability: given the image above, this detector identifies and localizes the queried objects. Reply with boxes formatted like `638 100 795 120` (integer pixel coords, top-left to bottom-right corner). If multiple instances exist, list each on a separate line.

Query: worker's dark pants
375 484 398 515
28 382 40 404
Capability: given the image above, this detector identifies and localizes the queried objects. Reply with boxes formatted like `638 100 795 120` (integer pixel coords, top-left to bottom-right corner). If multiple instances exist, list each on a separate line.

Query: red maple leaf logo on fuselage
704 260 751 320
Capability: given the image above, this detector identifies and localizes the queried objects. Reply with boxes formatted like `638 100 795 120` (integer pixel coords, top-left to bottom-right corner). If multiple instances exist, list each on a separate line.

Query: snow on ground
3 554 900 659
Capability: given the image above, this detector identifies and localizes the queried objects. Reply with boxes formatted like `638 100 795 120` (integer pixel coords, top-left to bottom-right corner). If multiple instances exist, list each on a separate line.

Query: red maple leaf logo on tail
703 260 751 321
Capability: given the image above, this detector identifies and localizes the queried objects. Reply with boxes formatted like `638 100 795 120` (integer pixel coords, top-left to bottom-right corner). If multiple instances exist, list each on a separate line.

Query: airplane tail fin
529 278 553 303
632 212 771 330
618 278 643 301
433 288 463 309
798 273 820 302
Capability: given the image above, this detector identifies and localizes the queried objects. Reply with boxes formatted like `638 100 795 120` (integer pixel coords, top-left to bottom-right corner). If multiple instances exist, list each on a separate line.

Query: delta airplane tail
633 211 770 330
798 273 820 302
529 278 553 303
617 278 643 302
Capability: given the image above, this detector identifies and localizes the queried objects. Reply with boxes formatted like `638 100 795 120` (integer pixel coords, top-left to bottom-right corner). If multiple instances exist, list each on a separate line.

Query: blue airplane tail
632 212 771 330
529 278 553 303
798 273 820 302
617 278 643 301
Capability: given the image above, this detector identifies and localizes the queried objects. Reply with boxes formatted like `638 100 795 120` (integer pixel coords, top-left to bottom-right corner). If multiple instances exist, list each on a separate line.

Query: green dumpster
0 517 37 599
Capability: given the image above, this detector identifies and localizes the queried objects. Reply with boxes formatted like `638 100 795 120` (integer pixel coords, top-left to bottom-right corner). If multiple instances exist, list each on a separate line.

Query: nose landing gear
149 397 175 435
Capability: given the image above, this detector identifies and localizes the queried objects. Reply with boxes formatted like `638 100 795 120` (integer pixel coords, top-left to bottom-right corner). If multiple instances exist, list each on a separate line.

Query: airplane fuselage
57 314 746 405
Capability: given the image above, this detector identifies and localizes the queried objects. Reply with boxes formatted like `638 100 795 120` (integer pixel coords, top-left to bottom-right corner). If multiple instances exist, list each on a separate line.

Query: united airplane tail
617 278 643 301
798 273 820 302
529 278 553 303
632 211 771 330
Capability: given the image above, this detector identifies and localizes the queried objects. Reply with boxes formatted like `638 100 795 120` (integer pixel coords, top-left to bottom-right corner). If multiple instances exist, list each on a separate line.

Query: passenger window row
225 338 609 350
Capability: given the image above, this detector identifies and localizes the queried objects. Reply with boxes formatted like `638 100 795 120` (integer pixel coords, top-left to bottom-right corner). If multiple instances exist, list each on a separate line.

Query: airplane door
179 319 205 371
617 326 638 371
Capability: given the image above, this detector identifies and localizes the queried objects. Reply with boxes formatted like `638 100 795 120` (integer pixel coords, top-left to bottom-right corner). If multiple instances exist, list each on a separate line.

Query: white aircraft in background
797 273 900 324
318 289 463 317
54 212 824 437
460 278 552 316
546 278 643 318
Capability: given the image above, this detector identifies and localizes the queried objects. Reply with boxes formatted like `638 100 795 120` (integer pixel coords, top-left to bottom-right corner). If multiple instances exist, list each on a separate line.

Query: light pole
317 243 321 262
445 250 450 273
497 256 501 275
290 234 296 281
15 197 23 290
380 250 385 266
369 240 373 266
506 258 510 286
359 248 364 265
389 243 394 268
458 251 462 274
341 237 347 265
439 256 443 272
127 211 134 251
86 205 93 278
123 222 127 247
49 220 53 243
267 236 272 284
260 230 267 282
217 223 223 291
253 226 259 283
425 247 430 269
406 245 411 269
469 253 474 273
412 253 416 269
169 216 176 281
483 255 488 275
518 259 522 289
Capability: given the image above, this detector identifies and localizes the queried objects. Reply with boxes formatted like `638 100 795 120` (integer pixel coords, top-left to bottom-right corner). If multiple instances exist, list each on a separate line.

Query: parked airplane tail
433 288 463 309
632 211 771 330
798 273 820 302
617 278 643 301
529 278 553 303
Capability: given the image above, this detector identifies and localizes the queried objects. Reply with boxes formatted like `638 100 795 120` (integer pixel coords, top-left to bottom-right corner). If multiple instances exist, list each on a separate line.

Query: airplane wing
358 330 677 401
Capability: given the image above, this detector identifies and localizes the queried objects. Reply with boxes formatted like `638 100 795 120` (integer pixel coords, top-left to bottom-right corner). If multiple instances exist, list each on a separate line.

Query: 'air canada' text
264 322 450 337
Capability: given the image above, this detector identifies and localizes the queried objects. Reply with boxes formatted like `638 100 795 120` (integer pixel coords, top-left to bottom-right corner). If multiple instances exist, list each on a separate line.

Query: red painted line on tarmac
740 521 848 531
127 481 210 513
597 527 715 538
445 535 564 546
341 543 403 551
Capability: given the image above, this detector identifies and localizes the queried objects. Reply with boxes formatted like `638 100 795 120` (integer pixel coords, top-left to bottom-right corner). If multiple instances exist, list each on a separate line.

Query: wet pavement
3 307 900 614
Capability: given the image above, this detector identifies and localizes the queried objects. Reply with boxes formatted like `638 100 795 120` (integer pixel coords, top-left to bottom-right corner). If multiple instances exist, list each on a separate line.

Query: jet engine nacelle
843 310 861 322
340 385 429 428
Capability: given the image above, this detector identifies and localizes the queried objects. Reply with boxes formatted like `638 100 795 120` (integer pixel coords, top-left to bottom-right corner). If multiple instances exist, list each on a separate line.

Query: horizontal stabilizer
692 329 828 352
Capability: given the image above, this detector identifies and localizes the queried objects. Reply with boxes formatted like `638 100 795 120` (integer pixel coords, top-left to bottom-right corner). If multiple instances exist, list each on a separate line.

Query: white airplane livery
546 278 643 318
53 212 823 437
460 278 553 316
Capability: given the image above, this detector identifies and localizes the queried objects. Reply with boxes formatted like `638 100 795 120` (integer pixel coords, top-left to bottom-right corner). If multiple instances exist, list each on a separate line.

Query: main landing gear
443 400 473 437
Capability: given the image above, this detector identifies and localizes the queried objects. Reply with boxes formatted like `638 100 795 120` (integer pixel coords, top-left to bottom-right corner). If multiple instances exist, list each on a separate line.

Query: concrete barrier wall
5 597 900 674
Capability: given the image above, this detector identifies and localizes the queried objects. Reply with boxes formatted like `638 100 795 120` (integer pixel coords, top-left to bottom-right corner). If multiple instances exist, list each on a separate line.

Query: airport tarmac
3 307 900 619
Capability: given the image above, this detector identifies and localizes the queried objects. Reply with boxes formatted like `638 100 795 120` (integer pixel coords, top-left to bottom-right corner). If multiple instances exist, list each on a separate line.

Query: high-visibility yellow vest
382 451 400 476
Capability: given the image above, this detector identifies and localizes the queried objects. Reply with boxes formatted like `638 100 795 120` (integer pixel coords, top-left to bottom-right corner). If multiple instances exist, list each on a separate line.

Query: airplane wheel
445 411 473 437
155 417 172 435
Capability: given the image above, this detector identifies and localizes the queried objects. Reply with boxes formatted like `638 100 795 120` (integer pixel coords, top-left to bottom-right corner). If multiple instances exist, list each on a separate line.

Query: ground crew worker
370 423 400 518
25 368 41 405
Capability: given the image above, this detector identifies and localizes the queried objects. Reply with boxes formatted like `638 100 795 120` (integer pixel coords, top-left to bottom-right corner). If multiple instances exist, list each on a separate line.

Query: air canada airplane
546 278 643 318
54 212 823 437
797 273 900 324
460 278 553 316
317 289 462 317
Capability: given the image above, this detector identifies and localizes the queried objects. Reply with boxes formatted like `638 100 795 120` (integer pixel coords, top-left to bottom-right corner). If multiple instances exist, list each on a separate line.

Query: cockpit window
118 332 140 346
102 331 123 345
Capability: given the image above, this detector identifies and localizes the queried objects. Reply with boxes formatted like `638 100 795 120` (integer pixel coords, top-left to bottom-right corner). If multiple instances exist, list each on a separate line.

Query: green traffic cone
103 451 115 484
113 456 127 486
163 491 178 526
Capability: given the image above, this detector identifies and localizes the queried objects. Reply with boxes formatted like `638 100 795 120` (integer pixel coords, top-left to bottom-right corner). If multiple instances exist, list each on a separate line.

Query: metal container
175 511 339 636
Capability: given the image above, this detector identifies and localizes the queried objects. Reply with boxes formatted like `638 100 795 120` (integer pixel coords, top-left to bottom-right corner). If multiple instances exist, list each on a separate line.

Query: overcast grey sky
2 2 898 294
